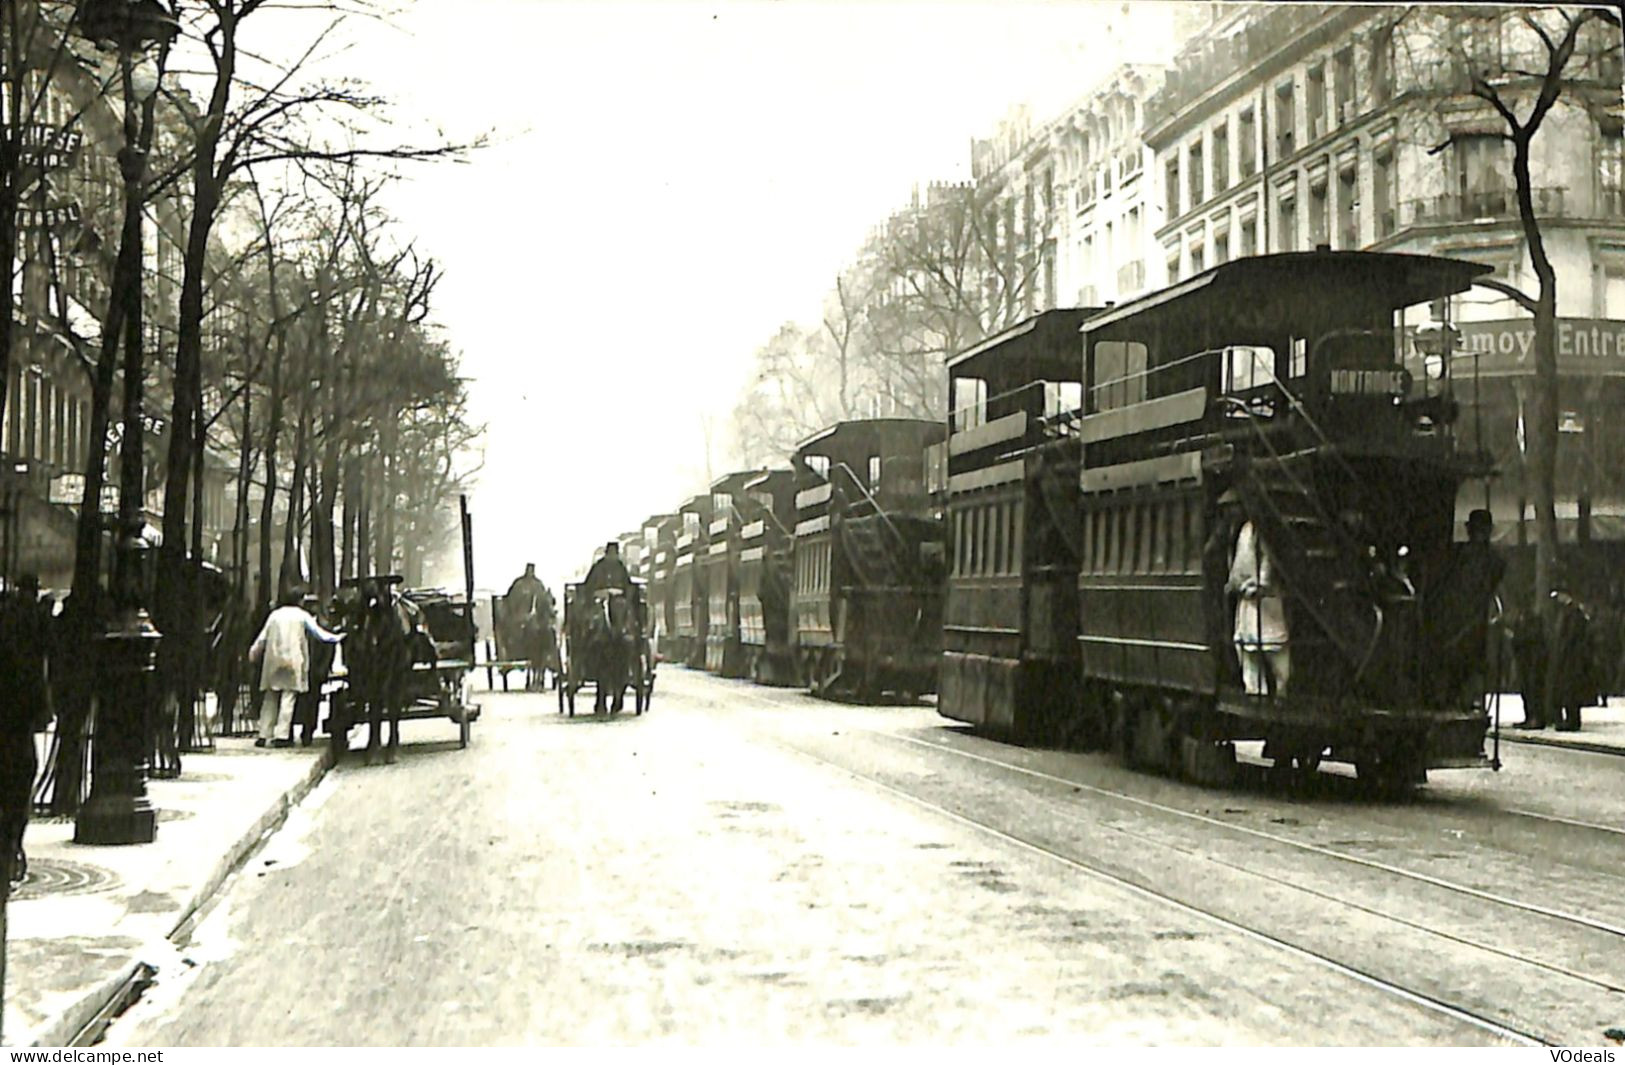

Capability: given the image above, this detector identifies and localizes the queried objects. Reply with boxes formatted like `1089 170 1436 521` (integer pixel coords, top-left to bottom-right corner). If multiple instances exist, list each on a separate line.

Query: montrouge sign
1453 318 1625 377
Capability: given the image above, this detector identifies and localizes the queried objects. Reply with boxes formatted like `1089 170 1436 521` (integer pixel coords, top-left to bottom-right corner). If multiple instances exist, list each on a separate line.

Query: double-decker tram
641 514 680 663
791 419 947 700
1068 250 1497 790
670 494 712 668
737 468 798 684
939 309 1098 742
702 471 768 677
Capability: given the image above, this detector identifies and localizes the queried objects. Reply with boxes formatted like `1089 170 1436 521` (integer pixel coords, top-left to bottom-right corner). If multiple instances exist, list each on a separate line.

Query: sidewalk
3 737 332 1047
1491 693 1625 757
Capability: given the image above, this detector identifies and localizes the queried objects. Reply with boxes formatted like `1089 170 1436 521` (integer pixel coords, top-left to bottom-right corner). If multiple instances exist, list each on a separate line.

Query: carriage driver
583 541 632 595
506 563 550 617
1226 510 1289 697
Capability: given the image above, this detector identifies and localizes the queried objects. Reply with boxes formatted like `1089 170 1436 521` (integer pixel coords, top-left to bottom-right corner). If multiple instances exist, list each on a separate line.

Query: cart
557 580 655 716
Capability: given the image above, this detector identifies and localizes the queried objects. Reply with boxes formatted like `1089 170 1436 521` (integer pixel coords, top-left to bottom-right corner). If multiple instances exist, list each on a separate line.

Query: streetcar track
1508 807 1625 838
876 728 1625 942
774 735 1545 1047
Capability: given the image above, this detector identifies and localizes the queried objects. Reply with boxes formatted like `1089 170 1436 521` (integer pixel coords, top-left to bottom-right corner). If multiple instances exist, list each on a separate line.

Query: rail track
711 677 1623 1044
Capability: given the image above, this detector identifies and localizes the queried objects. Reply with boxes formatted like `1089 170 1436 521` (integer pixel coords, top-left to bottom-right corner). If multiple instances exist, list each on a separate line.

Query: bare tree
1398 4 1622 609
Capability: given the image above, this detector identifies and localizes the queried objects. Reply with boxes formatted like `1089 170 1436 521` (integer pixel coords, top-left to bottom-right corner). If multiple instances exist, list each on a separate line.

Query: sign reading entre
1453 318 1625 377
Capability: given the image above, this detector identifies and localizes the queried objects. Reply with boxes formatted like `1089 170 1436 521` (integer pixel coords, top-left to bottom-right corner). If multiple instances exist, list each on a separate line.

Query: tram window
1290 337 1308 378
1092 510 1105 574
1168 498 1185 573
1224 345 1276 392
1091 340 1149 411
1116 506 1130 574
981 505 992 576
1144 507 1157 575
989 504 1002 576
1080 509 1092 575
868 455 881 490
953 377 988 431
1187 498 1205 571
1153 501 1170 572
1012 502 1024 575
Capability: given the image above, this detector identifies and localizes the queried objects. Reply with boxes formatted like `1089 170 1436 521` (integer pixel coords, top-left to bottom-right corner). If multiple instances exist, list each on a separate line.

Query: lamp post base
73 606 161 846
73 795 156 845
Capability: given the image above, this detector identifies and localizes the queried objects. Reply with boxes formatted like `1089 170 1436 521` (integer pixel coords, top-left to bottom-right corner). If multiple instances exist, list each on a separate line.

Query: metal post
72 4 178 843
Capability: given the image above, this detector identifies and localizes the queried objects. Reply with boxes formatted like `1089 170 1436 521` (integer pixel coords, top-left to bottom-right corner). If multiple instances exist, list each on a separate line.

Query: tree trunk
1514 134 1560 613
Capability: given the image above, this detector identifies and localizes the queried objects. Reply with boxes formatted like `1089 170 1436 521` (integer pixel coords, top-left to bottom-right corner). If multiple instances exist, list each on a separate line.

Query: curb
1495 731 1625 758
22 746 336 1048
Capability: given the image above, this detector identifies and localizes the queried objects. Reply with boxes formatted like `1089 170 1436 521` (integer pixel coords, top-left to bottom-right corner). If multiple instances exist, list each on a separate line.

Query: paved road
106 669 1616 1046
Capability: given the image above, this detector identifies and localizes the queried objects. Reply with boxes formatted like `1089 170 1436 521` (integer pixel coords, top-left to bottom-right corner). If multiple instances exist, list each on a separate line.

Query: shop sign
18 201 81 231
1454 318 1625 377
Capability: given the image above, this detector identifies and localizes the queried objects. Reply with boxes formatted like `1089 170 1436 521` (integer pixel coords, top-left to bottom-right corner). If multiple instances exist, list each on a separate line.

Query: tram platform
3 737 332 1047
1493 693 1625 757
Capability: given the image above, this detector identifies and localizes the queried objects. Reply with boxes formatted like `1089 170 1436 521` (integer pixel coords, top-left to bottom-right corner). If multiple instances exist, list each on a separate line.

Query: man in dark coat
1425 509 1506 708
2 576 54 886
583 542 631 595
1547 588 1596 732
1511 604 1549 729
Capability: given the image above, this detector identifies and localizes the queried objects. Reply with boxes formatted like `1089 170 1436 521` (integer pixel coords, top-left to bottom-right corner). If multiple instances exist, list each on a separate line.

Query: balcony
1403 187 1568 225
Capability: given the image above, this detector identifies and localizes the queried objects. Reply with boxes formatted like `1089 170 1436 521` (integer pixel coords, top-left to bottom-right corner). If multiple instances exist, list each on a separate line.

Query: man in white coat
249 588 344 748
1226 518 1289 696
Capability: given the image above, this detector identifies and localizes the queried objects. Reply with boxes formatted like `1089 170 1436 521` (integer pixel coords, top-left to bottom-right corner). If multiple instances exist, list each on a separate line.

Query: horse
519 604 561 691
335 578 432 764
581 589 637 713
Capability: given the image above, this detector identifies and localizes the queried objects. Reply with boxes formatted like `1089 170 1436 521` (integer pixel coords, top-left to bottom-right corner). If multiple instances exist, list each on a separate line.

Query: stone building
1142 4 1624 556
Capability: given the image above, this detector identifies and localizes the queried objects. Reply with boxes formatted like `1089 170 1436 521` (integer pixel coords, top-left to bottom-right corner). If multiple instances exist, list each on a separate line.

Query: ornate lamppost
72 0 178 846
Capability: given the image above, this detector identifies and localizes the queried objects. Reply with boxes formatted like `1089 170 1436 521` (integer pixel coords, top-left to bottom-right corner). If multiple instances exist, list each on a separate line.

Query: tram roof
1081 252 1493 336
743 468 793 492
710 469 768 494
948 308 1098 379
794 417 945 457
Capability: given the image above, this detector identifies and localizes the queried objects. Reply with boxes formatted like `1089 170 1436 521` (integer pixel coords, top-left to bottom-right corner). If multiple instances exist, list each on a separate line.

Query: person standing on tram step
1226 516 1289 696
1426 508 1507 708
248 587 344 749
1547 585 1596 733
1204 490 1247 685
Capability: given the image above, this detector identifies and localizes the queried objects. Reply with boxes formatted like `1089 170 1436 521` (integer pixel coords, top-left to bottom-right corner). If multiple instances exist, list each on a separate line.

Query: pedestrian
1226 516 1289 696
1 575 53 885
1511 604 1549 729
291 593 338 747
248 587 344 749
1424 508 1506 708
1546 586 1596 733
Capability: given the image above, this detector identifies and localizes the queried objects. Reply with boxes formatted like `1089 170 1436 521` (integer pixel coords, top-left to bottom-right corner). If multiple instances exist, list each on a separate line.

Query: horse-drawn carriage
558 578 655 716
326 577 481 759
488 589 560 691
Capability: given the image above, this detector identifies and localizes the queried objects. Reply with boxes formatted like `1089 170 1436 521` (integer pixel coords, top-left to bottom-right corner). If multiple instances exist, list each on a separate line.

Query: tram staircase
1228 400 1385 698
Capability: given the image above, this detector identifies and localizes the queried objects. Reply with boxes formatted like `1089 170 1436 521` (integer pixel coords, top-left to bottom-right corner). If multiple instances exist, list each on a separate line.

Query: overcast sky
242 0 1189 590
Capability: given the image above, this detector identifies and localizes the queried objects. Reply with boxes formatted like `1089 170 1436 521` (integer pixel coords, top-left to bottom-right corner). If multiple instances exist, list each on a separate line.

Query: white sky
235 0 1189 590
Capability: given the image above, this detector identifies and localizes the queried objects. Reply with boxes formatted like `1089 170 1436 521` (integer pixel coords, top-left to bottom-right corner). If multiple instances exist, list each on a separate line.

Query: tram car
938 309 1098 742
791 418 947 699
737 468 799 684
1059 250 1498 790
702 470 767 676
642 513 680 662
670 493 714 668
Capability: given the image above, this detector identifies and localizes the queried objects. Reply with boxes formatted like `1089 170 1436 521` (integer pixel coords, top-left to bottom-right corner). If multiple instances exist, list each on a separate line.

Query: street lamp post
71 0 178 847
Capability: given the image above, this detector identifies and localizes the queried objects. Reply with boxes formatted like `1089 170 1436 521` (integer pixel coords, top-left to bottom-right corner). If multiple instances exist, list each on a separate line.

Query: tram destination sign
1453 318 1625 377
